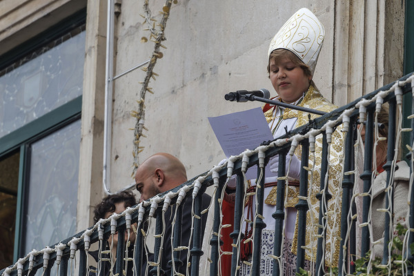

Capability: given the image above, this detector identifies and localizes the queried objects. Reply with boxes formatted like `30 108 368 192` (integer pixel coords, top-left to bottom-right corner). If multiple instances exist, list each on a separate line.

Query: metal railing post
60 256 69 276
382 98 396 264
43 258 52 276
316 133 331 276
99 239 109 276
211 179 225 276
360 109 374 257
230 173 244 276
78 249 87 276
150 207 164 276
170 201 184 275
29 266 39 276
134 217 145 276
114 225 125 275
338 118 355 275
350 202 356 274
190 190 205 276
272 151 287 276
296 140 309 271
251 161 266 276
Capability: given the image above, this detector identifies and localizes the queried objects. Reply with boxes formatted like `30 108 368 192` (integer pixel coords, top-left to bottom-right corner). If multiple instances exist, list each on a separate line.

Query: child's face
105 202 136 247
269 57 311 103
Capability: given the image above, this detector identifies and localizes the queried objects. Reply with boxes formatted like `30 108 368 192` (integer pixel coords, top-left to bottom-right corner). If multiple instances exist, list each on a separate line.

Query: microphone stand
248 95 326 116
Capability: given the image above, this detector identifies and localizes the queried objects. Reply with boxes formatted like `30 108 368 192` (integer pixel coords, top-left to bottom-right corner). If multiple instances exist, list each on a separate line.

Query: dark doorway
0 150 19 268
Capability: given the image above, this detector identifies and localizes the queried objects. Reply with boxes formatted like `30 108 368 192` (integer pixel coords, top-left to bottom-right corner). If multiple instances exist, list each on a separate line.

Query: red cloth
376 161 385 174
221 200 234 276
262 97 278 113
219 181 299 273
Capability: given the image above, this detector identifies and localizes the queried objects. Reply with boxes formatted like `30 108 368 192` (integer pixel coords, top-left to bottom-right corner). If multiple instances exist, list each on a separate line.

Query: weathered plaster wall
332 0 405 106
108 0 335 192
383 0 405 85
105 0 404 194
76 0 108 231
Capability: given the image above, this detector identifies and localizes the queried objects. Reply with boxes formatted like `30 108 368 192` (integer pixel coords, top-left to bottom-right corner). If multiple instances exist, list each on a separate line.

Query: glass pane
0 150 19 268
0 27 85 139
24 120 81 254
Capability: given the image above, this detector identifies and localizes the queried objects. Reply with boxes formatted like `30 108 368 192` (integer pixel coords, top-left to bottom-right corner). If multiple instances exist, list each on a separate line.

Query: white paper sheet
208 107 277 179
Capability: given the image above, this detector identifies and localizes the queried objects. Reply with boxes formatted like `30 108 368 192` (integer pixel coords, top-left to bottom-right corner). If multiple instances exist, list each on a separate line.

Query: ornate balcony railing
1 72 414 276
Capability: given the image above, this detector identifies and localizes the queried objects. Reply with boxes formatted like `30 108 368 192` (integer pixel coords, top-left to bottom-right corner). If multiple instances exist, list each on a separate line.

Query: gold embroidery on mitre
268 8 325 74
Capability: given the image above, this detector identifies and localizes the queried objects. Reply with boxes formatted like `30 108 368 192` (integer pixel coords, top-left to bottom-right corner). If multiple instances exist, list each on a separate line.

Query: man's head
135 153 187 202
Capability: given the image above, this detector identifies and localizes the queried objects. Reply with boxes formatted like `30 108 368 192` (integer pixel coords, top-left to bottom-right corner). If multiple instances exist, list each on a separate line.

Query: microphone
224 89 270 102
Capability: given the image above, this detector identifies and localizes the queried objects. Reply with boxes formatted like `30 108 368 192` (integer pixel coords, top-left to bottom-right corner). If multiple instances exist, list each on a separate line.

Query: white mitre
268 8 325 74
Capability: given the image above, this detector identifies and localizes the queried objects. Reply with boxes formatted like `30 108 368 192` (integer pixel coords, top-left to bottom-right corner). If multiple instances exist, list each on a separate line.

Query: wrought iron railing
1 72 414 276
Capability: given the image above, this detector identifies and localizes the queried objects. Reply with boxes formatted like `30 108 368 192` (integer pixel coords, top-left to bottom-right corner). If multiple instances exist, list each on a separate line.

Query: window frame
0 9 86 263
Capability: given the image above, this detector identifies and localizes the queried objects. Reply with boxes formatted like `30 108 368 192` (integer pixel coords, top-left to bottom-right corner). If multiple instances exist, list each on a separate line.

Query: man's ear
153 168 165 187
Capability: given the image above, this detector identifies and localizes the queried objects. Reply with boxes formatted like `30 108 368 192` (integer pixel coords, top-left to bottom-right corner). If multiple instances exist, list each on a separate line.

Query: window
23 120 81 254
0 28 85 139
0 11 86 266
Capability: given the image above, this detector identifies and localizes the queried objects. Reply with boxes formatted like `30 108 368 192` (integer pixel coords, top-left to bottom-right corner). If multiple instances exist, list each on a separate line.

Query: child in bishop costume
222 8 345 276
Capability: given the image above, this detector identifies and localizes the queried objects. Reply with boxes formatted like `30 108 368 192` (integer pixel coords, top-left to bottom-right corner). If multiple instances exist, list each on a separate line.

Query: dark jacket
144 193 211 276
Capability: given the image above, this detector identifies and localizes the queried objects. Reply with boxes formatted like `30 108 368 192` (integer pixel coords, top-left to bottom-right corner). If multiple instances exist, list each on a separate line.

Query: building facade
0 0 410 268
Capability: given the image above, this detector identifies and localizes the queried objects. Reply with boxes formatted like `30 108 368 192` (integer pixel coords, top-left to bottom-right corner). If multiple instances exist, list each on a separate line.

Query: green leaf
396 223 407 236
355 257 365 267
295 267 309 276
329 267 338 274
393 236 403 251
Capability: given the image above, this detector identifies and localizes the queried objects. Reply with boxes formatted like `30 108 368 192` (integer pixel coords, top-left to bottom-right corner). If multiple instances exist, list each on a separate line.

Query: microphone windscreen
224 92 236 101
260 89 270 99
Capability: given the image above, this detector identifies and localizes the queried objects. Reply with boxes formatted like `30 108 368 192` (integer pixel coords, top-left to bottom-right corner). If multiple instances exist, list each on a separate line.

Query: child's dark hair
93 191 137 224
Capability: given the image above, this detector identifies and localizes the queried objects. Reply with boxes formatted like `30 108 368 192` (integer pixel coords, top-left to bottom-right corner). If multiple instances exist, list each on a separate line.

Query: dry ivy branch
131 0 176 177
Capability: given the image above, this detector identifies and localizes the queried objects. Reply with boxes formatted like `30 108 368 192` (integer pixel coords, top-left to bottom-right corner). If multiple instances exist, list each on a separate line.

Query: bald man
135 153 211 276
135 153 187 202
